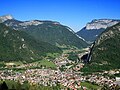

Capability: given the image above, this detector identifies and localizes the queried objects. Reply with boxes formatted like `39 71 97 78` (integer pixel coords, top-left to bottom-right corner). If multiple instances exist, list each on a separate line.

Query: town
0 49 120 90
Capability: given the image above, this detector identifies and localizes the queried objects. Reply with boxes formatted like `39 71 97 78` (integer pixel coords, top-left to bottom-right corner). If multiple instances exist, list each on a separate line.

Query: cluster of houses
0 69 84 90
1 52 120 90
1 68 120 90
83 69 120 89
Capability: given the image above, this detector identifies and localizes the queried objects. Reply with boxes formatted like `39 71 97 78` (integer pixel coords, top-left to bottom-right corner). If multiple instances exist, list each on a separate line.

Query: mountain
1 15 88 49
76 19 120 43
0 15 13 23
81 23 120 72
0 23 62 62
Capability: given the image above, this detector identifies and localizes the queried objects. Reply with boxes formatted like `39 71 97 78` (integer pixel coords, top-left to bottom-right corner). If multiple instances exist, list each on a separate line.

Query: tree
11 84 16 90
1 81 8 90
101 84 109 90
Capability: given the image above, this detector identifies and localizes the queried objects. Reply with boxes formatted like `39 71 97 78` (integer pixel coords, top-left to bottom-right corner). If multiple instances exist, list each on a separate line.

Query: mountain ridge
76 19 120 43
0 15 13 23
81 22 120 72
1 15 88 49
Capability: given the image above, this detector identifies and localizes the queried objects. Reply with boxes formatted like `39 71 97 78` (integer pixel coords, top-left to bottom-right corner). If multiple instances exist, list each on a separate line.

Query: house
116 77 120 81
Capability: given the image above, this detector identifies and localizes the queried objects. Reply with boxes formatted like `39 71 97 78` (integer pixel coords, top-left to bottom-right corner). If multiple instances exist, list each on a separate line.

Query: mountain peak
86 19 120 30
0 14 13 22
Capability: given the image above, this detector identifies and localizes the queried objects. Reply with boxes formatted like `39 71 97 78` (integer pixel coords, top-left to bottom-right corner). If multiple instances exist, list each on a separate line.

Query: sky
0 0 120 32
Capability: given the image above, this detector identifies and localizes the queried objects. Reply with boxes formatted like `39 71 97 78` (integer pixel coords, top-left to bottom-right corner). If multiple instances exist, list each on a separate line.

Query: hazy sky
0 0 120 32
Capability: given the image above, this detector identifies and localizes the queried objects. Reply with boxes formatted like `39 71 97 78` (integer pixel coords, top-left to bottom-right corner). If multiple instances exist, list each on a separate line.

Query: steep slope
82 23 120 72
0 23 62 62
77 19 120 43
1 15 88 49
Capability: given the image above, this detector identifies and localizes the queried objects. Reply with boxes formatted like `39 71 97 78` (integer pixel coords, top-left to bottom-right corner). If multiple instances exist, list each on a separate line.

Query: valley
0 48 99 90
0 47 120 90
0 15 120 90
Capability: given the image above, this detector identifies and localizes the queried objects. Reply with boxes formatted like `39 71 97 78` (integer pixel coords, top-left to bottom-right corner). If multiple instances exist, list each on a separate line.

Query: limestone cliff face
95 23 120 46
76 19 120 43
86 19 119 30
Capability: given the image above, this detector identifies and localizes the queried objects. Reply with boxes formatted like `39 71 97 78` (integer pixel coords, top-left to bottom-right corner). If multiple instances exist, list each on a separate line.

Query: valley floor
0 48 120 90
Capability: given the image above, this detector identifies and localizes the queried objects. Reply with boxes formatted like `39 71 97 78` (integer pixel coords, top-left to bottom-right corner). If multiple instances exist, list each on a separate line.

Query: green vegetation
81 82 101 90
81 64 110 73
24 22 88 49
0 62 5 67
59 65 66 71
82 23 120 72
0 23 62 62
46 53 60 60
0 80 66 90
114 73 120 77
68 52 79 62
35 60 57 69
5 20 88 49
0 59 57 70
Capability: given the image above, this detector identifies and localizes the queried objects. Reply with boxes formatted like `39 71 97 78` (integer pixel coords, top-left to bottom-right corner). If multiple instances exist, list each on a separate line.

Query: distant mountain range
81 22 120 72
76 19 120 43
0 15 88 49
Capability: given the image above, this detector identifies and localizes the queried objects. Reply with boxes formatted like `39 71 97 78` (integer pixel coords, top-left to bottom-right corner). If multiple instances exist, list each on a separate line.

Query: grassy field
39 60 56 68
31 59 57 69
46 53 60 60
81 82 101 90
0 59 57 70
